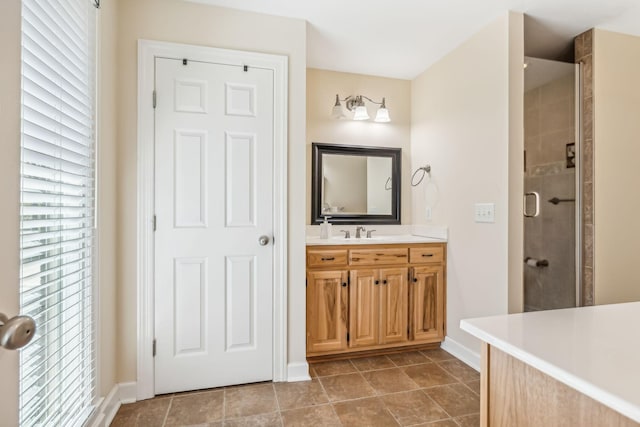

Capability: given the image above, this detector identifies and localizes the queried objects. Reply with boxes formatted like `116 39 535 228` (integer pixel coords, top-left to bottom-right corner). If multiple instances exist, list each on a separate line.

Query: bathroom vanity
462 303 640 426
306 236 447 358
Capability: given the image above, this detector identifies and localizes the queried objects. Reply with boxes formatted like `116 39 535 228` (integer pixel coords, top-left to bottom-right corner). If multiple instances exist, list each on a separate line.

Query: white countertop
461 302 640 423
306 234 447 246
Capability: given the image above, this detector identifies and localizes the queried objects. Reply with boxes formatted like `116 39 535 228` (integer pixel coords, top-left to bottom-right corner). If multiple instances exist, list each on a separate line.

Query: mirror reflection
311 143 401 225
322 154 392 215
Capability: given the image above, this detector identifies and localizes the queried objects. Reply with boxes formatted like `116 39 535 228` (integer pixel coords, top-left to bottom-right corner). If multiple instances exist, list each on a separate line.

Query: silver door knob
258 235 270 246
0 312 36 350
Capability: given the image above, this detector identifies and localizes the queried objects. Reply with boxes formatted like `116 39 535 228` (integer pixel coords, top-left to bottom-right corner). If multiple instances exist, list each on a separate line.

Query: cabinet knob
413 277 418 282
375 280 380 285
383 280 388 285
342 282 347 287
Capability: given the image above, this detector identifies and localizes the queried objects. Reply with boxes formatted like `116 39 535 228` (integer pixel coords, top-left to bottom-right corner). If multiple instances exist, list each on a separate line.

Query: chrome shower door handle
258 235 270 246
523 192 540 218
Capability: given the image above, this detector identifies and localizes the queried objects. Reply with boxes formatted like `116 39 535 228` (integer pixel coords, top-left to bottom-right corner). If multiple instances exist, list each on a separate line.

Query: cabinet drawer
349 248 408 266
410 246 444 264
307 249 348 268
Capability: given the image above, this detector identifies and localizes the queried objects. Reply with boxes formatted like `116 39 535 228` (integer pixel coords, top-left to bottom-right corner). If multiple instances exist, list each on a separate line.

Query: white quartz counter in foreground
461 302 640 423
306 234 446 246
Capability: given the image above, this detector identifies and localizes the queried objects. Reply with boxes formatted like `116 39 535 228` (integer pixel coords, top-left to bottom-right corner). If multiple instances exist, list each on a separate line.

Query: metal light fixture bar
331 94 391 122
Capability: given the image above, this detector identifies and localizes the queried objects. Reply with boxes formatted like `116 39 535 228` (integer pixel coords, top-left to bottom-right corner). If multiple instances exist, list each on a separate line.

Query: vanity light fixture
331 94 391 123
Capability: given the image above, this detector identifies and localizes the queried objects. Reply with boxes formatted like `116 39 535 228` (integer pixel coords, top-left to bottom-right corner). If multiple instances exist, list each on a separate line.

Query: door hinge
183 58 188 66
346 332 350 342
153 215 157 231
305 278 307 288
347 275 351 285
152 339 157 357
243 65 248 72
152 90 157 109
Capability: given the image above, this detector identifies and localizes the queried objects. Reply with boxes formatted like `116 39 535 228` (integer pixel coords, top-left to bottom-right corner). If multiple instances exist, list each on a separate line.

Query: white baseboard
287 362 311 382
118 382 138 404
89 381 138 427
441 336 480 371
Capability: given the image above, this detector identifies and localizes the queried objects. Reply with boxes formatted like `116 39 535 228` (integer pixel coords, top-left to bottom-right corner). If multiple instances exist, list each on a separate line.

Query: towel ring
411 165 431 187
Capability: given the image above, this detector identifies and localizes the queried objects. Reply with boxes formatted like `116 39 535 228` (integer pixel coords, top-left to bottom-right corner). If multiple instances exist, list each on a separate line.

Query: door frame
136 39 288 400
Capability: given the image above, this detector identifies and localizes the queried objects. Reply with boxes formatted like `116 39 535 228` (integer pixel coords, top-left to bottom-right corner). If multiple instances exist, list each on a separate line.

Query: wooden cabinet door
306 270 348 354
410 266 444 343
349 269 379 348
379 268 409 344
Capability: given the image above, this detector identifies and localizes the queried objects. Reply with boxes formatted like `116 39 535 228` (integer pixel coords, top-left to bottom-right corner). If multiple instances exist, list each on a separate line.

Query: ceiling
189 0 640 80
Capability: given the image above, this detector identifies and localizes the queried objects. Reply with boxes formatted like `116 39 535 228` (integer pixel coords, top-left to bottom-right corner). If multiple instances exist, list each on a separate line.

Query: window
19 0 98 425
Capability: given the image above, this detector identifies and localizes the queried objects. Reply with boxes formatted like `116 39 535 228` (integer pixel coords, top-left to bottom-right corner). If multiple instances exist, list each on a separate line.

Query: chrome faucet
355 226 366 238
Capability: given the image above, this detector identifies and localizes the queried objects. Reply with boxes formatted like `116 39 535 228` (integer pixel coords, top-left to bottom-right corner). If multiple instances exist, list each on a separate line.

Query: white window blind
20 0 98 426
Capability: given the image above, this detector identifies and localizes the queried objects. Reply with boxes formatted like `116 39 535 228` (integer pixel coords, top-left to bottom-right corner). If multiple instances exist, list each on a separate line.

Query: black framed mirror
311 143 401 225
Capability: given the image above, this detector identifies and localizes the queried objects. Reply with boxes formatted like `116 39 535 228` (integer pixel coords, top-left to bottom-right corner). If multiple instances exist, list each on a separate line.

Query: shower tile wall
575 29 595 306
524 73 576 311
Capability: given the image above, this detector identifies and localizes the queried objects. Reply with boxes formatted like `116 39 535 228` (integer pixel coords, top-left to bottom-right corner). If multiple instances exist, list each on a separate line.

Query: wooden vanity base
306 242 446 357
481 343 639 427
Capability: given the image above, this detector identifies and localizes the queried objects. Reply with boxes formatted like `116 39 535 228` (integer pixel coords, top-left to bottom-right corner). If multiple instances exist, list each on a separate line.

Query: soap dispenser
320 216 332 239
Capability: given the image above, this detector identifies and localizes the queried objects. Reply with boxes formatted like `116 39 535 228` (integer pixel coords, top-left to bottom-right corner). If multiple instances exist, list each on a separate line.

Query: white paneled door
154 58 274 394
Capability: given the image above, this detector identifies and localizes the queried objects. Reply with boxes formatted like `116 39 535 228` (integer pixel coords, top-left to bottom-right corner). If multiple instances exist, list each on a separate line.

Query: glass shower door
523 57 579 312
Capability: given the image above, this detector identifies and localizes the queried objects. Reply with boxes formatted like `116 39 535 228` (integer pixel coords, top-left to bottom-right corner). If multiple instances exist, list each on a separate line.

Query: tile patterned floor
111 348 480 426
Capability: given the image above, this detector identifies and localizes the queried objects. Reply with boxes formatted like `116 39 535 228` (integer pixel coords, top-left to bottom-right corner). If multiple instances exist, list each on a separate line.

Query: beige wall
0 0 22 423
116 0 307 382
593 29 640 304
411 13 523 354
98 0 119 397
306 69 412 224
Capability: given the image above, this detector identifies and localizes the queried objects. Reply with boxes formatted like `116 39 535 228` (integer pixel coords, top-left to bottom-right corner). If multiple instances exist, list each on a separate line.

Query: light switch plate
425 207 432 221
475 203 495 223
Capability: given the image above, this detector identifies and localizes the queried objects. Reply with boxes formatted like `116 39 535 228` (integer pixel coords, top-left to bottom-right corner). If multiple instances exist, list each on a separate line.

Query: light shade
331 104 346 119
331 94 346 119
353 105 370 120
374 107 390 123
